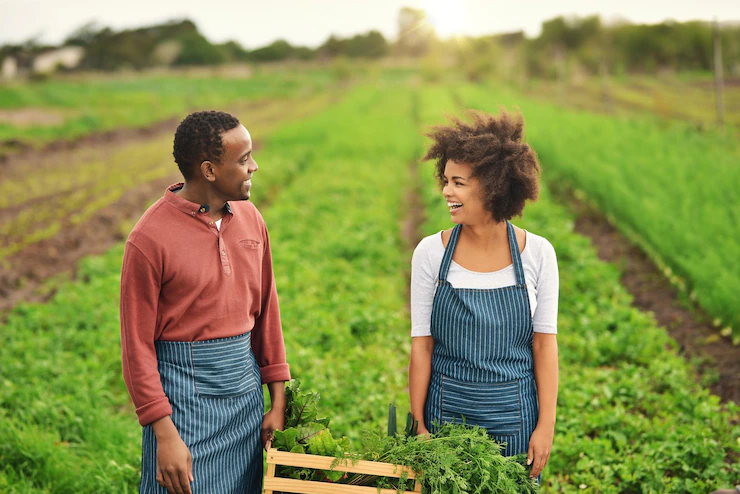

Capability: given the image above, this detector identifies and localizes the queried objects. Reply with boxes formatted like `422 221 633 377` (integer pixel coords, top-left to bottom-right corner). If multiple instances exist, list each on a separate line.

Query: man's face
214 124 258 201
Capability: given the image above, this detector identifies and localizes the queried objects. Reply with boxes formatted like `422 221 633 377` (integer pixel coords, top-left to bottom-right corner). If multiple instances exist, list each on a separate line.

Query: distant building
32 46 85 74
1 56 18 79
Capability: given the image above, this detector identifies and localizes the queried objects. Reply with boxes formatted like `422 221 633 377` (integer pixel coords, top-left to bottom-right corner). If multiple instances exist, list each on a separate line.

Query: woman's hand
262 407 285 448
416 424 431 438
152 417 193 494
527 425 554 478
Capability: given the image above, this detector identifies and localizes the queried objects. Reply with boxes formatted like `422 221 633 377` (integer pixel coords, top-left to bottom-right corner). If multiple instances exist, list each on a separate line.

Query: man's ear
200 160 217 182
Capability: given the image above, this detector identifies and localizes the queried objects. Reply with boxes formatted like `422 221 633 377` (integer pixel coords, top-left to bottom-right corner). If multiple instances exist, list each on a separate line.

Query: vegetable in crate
272 382 538 493
360 420 539 494
271 379 350 482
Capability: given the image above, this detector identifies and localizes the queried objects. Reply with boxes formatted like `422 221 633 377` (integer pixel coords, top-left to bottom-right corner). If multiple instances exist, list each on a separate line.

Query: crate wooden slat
263 446 422 494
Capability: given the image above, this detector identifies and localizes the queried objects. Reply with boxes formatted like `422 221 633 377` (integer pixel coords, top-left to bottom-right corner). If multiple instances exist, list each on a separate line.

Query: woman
409 110 559 481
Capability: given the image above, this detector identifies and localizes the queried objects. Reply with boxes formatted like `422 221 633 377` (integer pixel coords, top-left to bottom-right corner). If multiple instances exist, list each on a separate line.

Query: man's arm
249 219 291 384
262 381 287 447
249 218 291 446
120 240 171 425
121 240 192 494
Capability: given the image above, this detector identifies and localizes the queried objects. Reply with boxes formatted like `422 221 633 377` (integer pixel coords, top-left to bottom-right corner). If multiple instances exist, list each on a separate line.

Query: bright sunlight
423 0 467 37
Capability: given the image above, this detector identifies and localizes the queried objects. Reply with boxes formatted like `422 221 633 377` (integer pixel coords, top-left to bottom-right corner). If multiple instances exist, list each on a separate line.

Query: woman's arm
529 332 559 478
409 237 438 435
409 336 434 435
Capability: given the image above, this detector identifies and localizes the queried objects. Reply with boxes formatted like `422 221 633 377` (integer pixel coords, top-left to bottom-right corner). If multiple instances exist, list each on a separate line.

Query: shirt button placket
219 235 231 275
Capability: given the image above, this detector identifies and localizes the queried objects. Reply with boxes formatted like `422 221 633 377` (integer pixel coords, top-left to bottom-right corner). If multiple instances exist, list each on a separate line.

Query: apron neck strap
507 221 526 286
438 224 462 282
438 222 526 286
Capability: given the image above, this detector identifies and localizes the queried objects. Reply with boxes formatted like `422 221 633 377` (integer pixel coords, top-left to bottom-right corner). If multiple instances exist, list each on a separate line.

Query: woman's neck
459 219 507 249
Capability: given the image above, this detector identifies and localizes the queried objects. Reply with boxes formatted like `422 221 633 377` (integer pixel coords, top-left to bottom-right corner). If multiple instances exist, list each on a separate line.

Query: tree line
1 11 738 78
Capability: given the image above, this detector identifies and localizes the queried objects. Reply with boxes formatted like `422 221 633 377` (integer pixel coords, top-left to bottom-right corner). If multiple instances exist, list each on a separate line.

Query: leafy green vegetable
273 380 538 493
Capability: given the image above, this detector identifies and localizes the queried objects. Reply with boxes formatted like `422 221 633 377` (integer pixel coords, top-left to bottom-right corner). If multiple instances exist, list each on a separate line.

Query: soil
0 117 180 166
0 108 65 127
550 184 740 405
0 174 180 314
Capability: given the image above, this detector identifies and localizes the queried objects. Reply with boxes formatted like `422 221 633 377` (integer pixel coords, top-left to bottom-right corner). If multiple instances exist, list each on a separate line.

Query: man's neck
176 181 227 220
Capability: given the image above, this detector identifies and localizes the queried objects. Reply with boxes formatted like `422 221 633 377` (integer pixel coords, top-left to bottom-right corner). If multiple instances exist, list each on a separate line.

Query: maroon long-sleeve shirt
120 183 290 426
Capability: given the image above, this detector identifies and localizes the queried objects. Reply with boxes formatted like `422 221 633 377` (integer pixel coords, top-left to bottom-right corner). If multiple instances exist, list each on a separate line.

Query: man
120 110 290 494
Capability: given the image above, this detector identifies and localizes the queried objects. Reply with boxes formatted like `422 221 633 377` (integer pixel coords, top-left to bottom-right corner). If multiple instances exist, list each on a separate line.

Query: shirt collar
164 183 233 217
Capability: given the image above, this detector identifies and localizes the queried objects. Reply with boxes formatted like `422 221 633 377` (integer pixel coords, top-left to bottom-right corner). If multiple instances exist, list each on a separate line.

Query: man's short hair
173 110 241 180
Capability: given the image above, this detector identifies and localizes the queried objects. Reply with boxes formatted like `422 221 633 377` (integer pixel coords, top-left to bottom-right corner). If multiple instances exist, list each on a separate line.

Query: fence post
713 18 725 128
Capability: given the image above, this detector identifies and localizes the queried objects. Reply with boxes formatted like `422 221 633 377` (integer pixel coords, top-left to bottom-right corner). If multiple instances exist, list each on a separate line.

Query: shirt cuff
260 363 291 384
533 324 558 334
136 397 173 426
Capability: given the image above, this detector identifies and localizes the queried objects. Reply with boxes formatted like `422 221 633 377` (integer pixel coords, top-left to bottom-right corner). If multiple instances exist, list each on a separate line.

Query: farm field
526 73 740 129
0 73 739 493
438 81 740 342
0 66 337 152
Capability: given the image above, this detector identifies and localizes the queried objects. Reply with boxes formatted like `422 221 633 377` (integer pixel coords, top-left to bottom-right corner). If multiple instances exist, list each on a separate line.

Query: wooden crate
263 444 422 494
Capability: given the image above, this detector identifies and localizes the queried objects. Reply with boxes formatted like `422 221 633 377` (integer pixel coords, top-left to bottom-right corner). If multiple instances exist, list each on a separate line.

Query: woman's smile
447 201 463 215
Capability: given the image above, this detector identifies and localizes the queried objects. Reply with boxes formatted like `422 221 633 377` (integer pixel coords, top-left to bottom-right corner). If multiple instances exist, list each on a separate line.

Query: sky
1 0 740 49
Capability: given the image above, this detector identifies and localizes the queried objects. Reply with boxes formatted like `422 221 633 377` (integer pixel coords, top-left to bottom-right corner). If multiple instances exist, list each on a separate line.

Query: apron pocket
192 336 258 398
441 376 522 437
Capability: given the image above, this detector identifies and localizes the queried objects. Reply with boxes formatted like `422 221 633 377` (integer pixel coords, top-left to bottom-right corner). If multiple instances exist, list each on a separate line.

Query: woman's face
442 160 489 225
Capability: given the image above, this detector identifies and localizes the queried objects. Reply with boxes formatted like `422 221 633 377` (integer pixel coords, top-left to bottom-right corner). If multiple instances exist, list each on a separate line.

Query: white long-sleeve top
410 229 559 337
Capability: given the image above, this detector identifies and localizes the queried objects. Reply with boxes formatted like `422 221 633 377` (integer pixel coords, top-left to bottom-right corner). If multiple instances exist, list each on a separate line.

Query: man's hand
152 416 193 494
262 407 285 448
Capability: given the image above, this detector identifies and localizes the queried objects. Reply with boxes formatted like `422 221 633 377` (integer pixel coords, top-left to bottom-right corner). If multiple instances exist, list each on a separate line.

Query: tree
345 31 388 58
396 7 435 57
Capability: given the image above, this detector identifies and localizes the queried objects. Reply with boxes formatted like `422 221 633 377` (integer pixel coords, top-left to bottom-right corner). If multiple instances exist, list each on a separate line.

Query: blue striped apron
140 332 264 494
424 222 539 460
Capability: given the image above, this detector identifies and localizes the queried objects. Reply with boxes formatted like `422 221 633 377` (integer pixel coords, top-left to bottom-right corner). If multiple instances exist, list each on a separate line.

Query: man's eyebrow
446 175 467 180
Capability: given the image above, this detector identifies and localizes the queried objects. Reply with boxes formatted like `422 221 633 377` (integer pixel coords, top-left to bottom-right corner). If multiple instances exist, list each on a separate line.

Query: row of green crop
0 68 336 147
526 74 740 129
416 84 740 492
455 82 740 341
259 84 420 438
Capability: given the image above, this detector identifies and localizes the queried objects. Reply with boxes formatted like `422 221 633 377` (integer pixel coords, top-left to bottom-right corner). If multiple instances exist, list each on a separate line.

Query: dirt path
550 184 740 405
0 94 335 319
